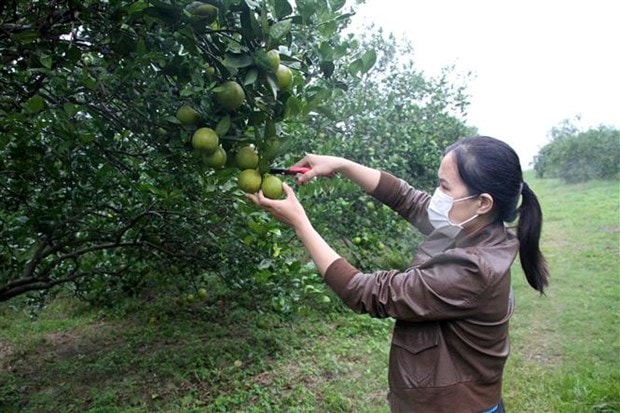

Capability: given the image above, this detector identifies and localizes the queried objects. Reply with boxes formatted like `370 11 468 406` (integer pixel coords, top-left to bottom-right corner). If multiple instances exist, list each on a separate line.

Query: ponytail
517 182 549 294
448 136 550 294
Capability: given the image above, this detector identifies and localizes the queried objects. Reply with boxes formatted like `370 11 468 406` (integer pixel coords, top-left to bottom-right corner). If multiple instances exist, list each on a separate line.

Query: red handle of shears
287 166 311 174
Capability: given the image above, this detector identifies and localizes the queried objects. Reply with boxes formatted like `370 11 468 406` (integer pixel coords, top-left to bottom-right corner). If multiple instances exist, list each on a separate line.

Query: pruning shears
269 167 311 175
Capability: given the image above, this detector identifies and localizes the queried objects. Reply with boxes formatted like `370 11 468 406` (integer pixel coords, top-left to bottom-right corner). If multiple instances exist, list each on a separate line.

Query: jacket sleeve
324 253 494 322
370 171 435 235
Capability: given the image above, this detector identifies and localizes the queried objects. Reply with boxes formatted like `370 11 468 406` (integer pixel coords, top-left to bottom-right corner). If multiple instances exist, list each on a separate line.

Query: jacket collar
454 221 511 249
416 222 510 261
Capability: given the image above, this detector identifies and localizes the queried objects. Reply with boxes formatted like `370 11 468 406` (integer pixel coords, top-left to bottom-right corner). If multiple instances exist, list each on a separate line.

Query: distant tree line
534 120 619 183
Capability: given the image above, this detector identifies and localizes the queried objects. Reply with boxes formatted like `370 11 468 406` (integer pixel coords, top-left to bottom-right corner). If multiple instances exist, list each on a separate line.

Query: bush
534 125 619 183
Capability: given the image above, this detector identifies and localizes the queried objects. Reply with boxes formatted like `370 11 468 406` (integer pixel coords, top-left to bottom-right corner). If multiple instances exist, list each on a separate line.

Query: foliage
533 120 620 183
0 0 370 305
291 29 475 188
284 29 475 270
0 1 473 309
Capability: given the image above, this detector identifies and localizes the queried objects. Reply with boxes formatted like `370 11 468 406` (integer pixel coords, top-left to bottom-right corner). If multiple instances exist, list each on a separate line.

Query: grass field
1 176 619 412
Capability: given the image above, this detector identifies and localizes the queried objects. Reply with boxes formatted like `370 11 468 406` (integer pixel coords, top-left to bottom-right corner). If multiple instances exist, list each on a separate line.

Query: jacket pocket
389 321 440 388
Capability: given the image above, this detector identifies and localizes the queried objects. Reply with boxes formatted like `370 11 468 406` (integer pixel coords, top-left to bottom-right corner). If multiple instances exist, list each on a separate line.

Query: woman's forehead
438 152 465 187
438 152 457 178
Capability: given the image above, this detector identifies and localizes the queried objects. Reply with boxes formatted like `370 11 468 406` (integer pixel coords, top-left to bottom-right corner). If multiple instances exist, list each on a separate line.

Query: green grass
1 176 618 412
0 294 392 413
503 176 620 412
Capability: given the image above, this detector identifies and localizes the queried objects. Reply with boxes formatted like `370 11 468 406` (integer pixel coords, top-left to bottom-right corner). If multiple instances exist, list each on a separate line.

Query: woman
247 136 548 412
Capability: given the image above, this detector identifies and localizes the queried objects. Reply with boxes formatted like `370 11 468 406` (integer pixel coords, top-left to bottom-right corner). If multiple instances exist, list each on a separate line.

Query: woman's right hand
292 154 345 185
293 153 381 193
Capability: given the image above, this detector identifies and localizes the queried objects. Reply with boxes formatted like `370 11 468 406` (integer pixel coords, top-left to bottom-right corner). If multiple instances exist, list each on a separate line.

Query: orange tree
0 0 373 308
284 30 476 271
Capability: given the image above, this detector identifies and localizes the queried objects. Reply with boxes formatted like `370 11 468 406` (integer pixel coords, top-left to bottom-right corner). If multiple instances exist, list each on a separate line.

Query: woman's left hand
246 183 310 230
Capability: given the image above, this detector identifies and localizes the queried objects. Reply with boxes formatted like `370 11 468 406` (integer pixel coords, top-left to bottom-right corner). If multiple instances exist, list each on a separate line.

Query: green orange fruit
215 81 245 111
255 50 280 73
203 146 227 168
266 50 280 72
176 105 201 126
192 4 218 24
238 169 262 193
235 146 259 170
206 66 216 79
261 175 283 199
275 65 293 90
192 127 219 153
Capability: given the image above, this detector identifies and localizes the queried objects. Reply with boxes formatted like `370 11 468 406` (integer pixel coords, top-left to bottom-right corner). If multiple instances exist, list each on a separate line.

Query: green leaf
65 46 82 65
143 4 182 23
248 111 265 127
269 20 292 41
328 0 346 11
82 69 98 90
63 103 80 116
23 95 45 113
244 0 261 8
284 95 302 118
319 61 335 78
39 54 52 69
360 49 377 74
265 74 278 99
240 1 262 42
348 58 363 77
296 2 316 21
264 119 277 138
318 42 334 61
136 38 147 54
335 12 355 21
14 31 38 43
273 0 293 19
243 69 258 85
313 105 338 120
303 89 330 116
256 268 272 283
128 1 149 15
165 115 180 124
318 20 338 37
216 116 231 136
221 53 253 68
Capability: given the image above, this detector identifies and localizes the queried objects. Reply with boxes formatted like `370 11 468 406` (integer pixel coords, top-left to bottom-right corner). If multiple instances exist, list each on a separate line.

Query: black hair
446 136 549 294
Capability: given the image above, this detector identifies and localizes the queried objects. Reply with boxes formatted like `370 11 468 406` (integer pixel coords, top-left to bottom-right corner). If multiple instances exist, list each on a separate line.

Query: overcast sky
349 0 620 167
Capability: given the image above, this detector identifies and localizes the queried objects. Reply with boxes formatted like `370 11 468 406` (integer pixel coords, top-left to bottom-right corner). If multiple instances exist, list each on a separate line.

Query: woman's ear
477 193 494 215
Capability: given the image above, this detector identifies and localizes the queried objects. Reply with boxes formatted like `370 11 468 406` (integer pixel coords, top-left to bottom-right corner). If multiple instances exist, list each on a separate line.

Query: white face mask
427 188 479 233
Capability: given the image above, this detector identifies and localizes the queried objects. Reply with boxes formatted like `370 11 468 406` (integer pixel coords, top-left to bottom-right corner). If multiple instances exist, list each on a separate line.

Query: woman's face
437 151 480 225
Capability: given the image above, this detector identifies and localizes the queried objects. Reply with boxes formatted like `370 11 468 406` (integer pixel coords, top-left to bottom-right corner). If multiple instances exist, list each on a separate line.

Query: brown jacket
324 172 518 413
